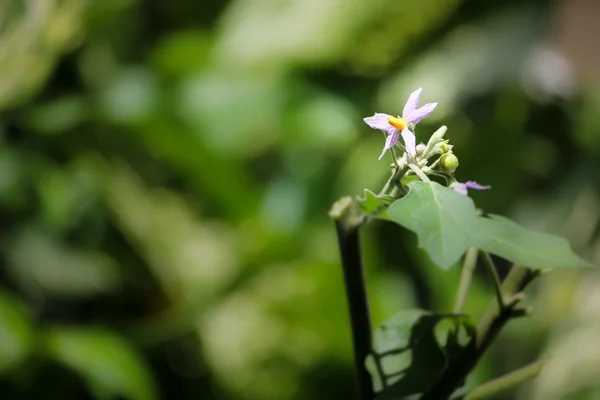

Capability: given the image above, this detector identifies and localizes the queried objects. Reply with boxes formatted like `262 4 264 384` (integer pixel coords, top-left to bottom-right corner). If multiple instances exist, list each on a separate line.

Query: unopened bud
440 142 453 153
421 166 432 174
422 126 448 159
416 144 426 155
418 159 428 168
440 153 459 173
430 126 448 142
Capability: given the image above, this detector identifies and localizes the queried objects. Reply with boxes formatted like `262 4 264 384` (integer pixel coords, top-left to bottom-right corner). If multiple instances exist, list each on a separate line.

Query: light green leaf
0 290 34 374
366 309 475 399
400 174 420 187
387 181 592 270
356 189 393 221
388 181 481 269
476 214 594 269
7 229 121 298
45 327 156 400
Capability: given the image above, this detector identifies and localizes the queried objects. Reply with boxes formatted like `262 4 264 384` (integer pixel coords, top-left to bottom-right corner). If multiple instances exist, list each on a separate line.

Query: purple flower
363 87 438 160
452 181 491 196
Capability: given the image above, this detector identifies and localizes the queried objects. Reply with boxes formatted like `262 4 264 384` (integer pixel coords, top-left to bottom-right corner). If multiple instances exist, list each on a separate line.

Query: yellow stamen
388 117 407 130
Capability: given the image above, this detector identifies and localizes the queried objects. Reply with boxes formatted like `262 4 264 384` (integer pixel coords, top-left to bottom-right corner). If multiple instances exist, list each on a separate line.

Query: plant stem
475 266 537 348
330 198 374 400
453 247 479 313
463 361 545 400
481 252 505 309
421 266 538 400
390 147 401 168
378 169 396 196
408 163 430 183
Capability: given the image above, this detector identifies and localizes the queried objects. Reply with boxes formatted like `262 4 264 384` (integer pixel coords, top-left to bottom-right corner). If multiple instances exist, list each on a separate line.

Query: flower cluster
363 88 490 196
363 88 436 159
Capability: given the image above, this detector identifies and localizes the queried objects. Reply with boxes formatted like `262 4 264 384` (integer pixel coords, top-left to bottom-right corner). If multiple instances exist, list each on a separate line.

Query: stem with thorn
330 198 373 400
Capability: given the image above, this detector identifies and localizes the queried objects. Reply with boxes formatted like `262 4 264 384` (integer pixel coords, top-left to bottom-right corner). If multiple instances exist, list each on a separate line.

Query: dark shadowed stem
422 266 538 400
330 198 373 400
481 251 505 310
462 360 545 400
453 247 479 313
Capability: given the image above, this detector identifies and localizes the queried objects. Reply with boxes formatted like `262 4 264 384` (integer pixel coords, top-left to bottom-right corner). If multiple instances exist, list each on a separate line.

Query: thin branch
421 266 538 400
463 361 545 400
453 247 479 313
481 252 505 310
389 146 401 168
378 170 395 197
475 266 537 348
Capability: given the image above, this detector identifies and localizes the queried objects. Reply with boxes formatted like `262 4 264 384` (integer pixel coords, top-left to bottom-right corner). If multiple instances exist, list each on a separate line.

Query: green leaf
387 182 592 270
400 174 420 187
356 189 393 221
45 327 157 400
7 229 121 298
476 214 594 269
366 310 475 399
0 290 34 374
388 181 481 269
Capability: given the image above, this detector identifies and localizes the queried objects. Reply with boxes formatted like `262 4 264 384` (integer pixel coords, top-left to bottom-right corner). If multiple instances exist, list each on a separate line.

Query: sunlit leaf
99 67 159 124
7 229 120 298
476 214 593 269
388 182 592 270
366 309 475 399
151 30 211 77
388 181 481 269
0 290 34 374
45 327 156 400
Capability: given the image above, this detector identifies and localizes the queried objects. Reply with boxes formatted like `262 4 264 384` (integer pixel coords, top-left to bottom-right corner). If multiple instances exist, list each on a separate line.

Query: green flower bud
418 159 428 168
440 153 459 173
416 144 426 155
421 166 432 174
440 142 453 153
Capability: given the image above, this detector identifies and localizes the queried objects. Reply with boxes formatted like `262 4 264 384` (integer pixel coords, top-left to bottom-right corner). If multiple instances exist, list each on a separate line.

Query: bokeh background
1 0 600 399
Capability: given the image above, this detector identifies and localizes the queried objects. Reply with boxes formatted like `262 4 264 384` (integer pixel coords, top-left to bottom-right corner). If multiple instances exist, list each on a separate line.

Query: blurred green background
1 0 600 399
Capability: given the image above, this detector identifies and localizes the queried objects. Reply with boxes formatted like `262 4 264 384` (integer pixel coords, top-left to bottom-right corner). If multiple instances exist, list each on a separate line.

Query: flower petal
406 102 437 124
364 113 396 135
452 180 491 195
378 129 400 160
402 88 422 120
401 127 416 155
453 184 468 196
464 181 491 191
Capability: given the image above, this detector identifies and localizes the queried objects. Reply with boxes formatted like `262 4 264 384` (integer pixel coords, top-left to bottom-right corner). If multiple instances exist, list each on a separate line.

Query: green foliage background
1 0 599 399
